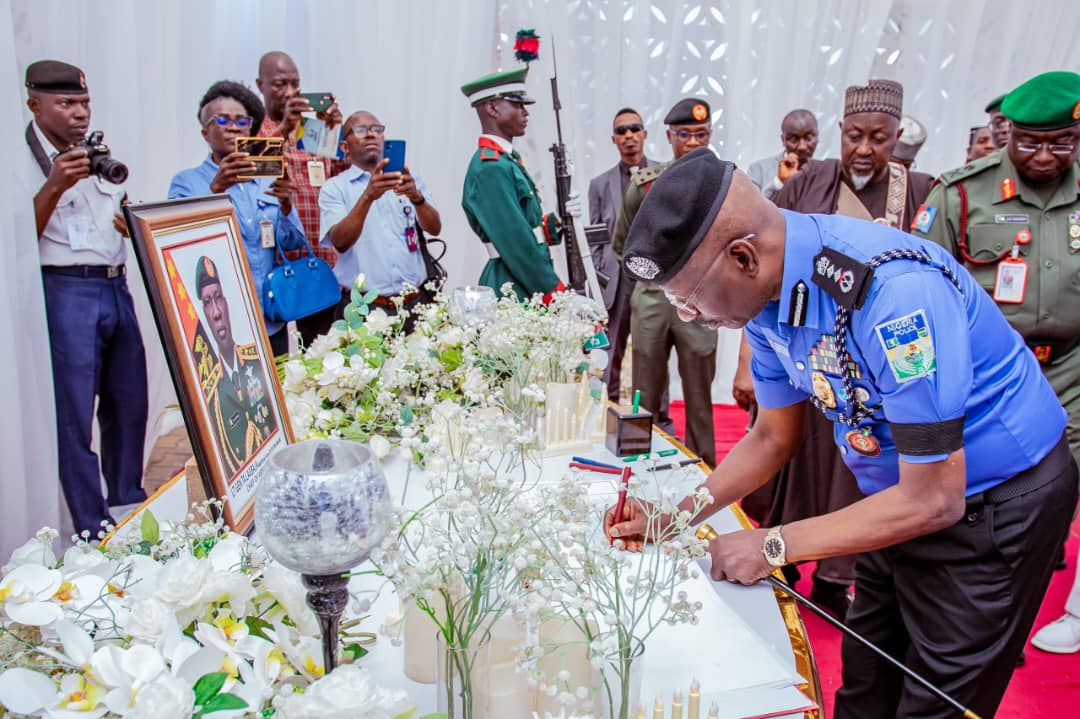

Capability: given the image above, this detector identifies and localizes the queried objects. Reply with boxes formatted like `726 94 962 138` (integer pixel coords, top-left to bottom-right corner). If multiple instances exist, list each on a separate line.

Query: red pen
610 466 632 545
569 462 624 476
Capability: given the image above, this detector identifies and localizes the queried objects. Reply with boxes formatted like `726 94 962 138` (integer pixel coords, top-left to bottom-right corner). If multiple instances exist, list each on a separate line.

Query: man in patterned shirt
256 50 348 345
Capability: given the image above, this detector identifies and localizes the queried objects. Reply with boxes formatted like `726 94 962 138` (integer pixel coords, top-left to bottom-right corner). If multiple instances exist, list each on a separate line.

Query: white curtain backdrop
5 0 1080 554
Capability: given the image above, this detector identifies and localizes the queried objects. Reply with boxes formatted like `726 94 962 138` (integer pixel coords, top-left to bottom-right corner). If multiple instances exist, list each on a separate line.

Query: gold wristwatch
763 525 787 567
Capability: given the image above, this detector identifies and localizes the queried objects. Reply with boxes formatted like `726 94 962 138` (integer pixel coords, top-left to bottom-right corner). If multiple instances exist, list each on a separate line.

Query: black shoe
1055 546 1067 571
810 578 853 622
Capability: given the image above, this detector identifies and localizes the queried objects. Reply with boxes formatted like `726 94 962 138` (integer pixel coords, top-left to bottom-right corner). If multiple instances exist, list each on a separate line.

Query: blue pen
570 456 620 470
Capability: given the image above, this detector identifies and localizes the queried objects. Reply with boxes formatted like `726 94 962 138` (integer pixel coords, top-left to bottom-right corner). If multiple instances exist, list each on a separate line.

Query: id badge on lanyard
403 203 418 252
993 244 1027 304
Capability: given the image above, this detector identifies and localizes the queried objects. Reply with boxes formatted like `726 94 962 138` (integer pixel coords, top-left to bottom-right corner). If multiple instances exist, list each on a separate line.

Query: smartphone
383 139 406 174
298 92 334 113
235 137 284 179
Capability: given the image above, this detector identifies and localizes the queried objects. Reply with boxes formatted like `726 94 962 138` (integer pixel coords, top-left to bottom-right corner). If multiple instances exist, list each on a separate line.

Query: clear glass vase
436 632 490 719
598 638 645 719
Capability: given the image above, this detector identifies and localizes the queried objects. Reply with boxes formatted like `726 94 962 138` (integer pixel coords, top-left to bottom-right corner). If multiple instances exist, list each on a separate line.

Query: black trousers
834 434 1077 719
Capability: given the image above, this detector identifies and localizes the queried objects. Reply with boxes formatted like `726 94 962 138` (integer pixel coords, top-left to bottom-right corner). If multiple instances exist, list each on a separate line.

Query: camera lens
94 156 129 184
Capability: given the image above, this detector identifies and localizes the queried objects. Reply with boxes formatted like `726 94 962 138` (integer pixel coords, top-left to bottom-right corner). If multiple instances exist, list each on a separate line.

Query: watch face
765 537 783 559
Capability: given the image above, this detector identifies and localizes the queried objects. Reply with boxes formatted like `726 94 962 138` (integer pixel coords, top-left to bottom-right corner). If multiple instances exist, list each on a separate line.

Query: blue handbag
262 236 341 322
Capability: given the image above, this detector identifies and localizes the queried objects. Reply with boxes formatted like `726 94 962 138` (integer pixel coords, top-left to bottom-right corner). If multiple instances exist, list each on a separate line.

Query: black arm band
889 416 965 456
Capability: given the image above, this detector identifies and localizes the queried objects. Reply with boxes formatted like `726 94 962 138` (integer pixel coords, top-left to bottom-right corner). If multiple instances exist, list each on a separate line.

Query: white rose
126 672 195 719
121 597 172 642
282 359 309 392
364 308 391 334
368 435 391 460
275 664 411 719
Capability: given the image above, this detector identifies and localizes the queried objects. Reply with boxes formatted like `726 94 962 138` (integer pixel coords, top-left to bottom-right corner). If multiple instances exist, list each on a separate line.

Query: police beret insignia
692 103 708 121
626 255 661 280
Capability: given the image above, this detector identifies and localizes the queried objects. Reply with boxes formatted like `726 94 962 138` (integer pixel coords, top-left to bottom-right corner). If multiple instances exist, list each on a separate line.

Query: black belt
42 264 126 279
969 433 1072 507
1026 336 1079 365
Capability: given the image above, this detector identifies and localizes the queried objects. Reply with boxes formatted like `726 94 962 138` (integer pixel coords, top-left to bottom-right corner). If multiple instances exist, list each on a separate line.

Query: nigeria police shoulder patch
874 310 936 383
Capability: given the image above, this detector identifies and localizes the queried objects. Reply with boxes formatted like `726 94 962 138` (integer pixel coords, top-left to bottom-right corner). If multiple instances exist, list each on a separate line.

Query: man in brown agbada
736 79 934 617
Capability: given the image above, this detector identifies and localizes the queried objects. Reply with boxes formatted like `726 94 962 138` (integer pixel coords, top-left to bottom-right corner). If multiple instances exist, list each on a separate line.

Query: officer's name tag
69 220 91 251
260 219 275 249
307 160 326 187
994 214 1029 224
993 258 1028 303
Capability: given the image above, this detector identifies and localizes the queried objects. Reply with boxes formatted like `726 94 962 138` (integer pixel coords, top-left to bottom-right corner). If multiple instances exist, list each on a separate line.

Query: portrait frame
125 195 293 534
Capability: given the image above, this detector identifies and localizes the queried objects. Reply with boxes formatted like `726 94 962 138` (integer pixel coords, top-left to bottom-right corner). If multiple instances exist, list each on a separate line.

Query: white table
117 433 820 718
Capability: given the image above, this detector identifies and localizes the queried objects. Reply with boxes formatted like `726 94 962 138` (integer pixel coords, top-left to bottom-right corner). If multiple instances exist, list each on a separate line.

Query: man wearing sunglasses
168 80 306 356
610 97 719 468
610 147 1076 719
913 70 1080 656
587 107 657 402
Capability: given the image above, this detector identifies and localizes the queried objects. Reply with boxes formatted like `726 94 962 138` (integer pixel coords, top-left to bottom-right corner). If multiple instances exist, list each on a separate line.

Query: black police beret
25 60 87 94
664 97 711 125
622 147 735 284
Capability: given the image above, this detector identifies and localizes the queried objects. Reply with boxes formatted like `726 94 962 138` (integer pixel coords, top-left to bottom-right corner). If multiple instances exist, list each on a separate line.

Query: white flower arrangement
0 506 413 719
281 279 600 466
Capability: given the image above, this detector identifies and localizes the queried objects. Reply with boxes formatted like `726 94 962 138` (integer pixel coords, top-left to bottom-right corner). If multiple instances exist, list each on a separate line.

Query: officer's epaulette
631 163 667 187
237 342 260 361
480 146 502 162
811 246 874 310
936 151 1001 187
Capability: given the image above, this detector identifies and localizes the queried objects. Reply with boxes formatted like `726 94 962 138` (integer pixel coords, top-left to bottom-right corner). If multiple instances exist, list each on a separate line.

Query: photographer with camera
25 60 148 536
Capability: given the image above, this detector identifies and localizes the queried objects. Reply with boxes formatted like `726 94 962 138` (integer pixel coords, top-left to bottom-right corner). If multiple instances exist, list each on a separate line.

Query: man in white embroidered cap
606 146 1077 719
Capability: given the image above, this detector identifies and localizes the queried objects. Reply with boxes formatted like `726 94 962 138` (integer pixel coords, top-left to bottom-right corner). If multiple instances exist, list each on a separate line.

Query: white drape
6 0 1080 554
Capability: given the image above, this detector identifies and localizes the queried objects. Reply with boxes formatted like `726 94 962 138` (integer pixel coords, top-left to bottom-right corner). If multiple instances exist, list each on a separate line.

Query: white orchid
0 564 64 626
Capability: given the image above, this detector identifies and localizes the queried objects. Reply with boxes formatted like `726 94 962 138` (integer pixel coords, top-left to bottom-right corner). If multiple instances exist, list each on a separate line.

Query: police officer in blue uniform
606 148 1077 719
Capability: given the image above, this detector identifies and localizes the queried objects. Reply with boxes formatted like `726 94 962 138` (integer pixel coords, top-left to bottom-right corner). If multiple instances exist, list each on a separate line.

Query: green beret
1001 71 1080 130
461 67 534 106
622 148 735 284
984 94 1006 114
195 256 221 295
664 98 711 125
25 60 87 94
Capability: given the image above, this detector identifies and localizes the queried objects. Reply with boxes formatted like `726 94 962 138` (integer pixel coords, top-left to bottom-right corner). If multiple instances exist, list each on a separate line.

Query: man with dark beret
610 97 718 467
913 70 1080 656
737 80 935 617
606 147 1076 719
985 93 1012 149
194 256 276 477
25 59 149 534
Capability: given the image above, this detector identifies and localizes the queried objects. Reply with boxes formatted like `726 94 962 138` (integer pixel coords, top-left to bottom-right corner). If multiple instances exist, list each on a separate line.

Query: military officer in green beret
461 67 566 302
985 93 1011 150
611 97 719 468
913 70 1080 654
195 256 277 477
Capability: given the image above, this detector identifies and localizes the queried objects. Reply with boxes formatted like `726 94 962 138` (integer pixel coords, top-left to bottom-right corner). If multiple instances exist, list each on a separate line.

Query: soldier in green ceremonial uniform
913 70 1080 655
461 67 566 302
195 256 277 477
611 98 718 468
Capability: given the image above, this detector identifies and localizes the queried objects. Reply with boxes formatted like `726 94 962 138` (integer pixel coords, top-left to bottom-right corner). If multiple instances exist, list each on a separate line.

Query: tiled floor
142 426 192 496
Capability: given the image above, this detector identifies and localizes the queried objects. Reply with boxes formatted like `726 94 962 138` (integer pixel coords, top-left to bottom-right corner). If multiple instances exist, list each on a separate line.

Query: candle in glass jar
687 678 700 719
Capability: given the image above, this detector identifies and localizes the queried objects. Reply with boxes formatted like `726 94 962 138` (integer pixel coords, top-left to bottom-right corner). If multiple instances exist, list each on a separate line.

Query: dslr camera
67 131 128 184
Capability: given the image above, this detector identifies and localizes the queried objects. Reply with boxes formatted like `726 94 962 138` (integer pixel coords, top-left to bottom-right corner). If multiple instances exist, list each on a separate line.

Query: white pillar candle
536 615 599 715
402 599 447 684
653 695 665 719
671 689 683 719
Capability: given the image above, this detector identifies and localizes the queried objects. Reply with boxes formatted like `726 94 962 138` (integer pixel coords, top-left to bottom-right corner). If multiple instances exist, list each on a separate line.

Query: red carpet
669 400 1080 717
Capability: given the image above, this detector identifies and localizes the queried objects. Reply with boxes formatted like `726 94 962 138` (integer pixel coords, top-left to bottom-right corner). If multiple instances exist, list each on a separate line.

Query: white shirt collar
32 120 64 160
480 134 515 155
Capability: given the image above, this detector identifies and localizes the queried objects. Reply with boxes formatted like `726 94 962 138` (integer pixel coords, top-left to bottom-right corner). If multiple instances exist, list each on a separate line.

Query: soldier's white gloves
565 190 584 219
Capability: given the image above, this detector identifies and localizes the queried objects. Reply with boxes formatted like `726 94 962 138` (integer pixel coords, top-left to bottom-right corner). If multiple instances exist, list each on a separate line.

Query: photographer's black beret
622 147 735 284
195 256 221 294
664 97 711 125
25 60 87 94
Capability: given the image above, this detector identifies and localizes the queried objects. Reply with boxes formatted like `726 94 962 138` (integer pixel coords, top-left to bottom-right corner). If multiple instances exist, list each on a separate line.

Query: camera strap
25 122 53 178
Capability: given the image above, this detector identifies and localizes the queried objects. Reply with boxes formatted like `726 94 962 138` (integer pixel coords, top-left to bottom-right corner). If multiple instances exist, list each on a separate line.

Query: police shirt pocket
90 177 125 233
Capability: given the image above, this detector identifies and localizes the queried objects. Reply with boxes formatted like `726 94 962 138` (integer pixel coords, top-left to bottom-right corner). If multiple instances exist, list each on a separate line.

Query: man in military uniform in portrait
985 93 1012 150
195 256 277 477
461 67 566 302
610 97 718 468
913 70 1080 655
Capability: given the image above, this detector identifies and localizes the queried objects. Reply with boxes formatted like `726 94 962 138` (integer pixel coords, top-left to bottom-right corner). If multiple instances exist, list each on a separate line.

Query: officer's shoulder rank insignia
480 147 500 161
1000 177 1017 201
911 204 936 233
237 342 260 361
874 309 937 383
632 165 662 187
811 247 874 309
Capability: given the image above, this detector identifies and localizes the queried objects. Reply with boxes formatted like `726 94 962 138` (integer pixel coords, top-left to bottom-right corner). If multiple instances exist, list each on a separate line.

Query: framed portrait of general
125 195 293 533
